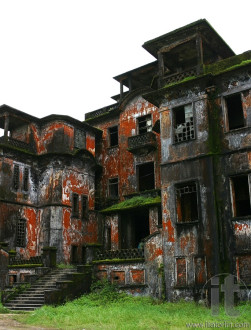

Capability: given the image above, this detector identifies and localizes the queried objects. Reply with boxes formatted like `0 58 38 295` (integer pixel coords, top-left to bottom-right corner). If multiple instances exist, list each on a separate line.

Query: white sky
0 0 250 121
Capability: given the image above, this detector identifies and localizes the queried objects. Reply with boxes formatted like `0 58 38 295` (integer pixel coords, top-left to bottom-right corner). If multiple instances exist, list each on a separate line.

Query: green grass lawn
17 282 251 330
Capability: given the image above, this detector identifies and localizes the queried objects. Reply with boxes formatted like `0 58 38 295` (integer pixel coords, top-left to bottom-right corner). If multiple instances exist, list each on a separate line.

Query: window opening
176 182 198 223
225 93 245 130
74 129 86 149
176 258 187 286
23 168 29 191
137 162 155 192
109 177 119 198
16 219 26 247
138 115 152 134
109 126 118 147
231 175 251 217
71 245 78 264
72 193 79 217
81 195 88 219
13 165 19 191
174 103 194 142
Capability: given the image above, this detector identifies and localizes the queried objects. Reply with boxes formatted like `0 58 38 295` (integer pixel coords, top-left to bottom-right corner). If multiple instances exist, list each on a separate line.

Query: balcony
161 67 197 87
95 248 144 261
0 136 34 153
128 131 157 155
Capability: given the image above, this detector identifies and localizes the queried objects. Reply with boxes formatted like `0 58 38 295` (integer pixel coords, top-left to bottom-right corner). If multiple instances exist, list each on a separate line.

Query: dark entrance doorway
120 208 149 249
71 245 78 264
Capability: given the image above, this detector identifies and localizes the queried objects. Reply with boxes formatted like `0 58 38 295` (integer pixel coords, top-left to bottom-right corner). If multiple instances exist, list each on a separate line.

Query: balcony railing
161 67 197 87
128 131 156 154
0 136 34 153
95 248 144 261
9 255 43 266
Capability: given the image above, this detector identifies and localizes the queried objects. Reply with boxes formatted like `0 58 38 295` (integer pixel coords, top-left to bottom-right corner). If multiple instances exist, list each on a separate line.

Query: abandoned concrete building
0 19 250 304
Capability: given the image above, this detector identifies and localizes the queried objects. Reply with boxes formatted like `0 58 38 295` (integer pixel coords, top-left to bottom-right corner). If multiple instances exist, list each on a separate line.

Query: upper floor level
0 105 101 157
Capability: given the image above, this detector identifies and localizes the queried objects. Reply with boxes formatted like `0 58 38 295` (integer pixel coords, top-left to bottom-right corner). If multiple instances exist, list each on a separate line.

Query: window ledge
176 221 199 225
107 145 119 150
173 137 196 145
231 216 251 221
224 126 249 134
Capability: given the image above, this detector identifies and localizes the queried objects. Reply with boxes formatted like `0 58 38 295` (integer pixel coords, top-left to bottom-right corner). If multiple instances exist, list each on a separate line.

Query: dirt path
0 313 56 330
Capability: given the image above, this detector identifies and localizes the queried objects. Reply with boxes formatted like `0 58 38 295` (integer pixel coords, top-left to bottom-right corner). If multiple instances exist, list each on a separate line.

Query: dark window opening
109 177 118 198
81 195 88 219
225 93 245 130
173 103 194 143
138 115 152 134
231 175 251 217
158 207 162 227
176 258 187 286
82 246 87 264
176 182 199 223
16 219 26 247
138 162 155 192
71 245 78 264
23 168 29 192
121 209 149 249
72 193 79 217
13 165 19 191
109 126 118 147
105 226 111 250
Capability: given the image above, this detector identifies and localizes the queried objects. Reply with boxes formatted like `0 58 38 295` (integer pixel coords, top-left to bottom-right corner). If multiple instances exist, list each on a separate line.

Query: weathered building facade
1 19 250 301
0 107 101 264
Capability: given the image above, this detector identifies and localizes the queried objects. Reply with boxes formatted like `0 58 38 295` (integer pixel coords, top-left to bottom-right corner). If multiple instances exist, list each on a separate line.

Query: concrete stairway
4 268 77 311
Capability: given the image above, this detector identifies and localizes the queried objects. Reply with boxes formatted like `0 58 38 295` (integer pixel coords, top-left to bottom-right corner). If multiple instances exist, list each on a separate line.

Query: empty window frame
225 93 245 131
23 168 29 192
13 164 20 191
137 162 155 192
16 219 26 247
109 126 118 147
74 129 86 149
138 115 152 135
109 177 119 198
176 181 199 223
72 193 79 217
176 258 187 286
230 175 251 217
81 195 88 219
173 103 195 143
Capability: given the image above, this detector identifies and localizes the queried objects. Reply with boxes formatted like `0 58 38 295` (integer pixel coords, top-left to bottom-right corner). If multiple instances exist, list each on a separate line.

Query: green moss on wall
92 258 144 264
204 51 251 75
101 195 161 213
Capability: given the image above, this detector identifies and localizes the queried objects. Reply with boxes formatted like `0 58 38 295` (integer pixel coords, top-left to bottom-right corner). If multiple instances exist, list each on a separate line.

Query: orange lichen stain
149 248 163 261
234 223 249 232
180 236 189 252
86 134 95 156
163 219 175 242
24 208 37 257
63 208 71 229
30 124 45 153
130 269 145 284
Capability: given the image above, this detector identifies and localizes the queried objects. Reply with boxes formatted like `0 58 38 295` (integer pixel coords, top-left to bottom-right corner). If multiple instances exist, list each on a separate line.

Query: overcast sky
0 0 250 121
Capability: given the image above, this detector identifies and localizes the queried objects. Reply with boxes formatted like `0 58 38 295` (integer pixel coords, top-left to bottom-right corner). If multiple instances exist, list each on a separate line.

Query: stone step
18 293 44 298
7 306 41 311
9 299 45 305
4 303 44 309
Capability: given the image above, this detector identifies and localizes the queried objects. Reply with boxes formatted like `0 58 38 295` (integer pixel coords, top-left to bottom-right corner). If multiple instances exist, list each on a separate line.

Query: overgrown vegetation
57 263 75 269
18 280 251 329
101 195 161 213
0 293 10 314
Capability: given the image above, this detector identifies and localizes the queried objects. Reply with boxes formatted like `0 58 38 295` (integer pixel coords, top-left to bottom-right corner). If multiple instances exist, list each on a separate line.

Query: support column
158 52 165 88
196 33 203 75
120 80 124 101
4 114 9 139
